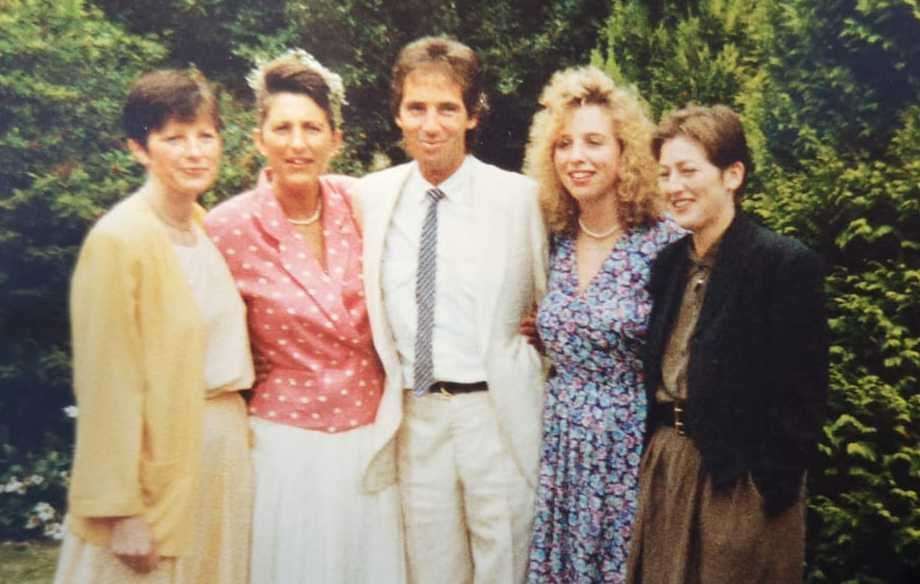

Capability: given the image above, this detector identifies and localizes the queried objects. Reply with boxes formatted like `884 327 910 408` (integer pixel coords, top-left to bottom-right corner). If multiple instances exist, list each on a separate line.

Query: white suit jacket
354 157 548 492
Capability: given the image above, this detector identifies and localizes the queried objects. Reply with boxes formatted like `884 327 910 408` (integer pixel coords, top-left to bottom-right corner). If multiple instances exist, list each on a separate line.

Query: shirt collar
688 235 723 269
407 156 473 205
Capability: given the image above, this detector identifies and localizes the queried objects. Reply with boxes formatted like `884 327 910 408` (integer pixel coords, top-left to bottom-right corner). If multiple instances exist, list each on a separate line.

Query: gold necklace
146 198 194 233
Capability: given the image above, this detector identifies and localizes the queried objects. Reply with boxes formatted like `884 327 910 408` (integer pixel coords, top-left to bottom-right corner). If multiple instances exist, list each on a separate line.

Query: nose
420 109 439 134
186 137 205 157
290 127 306 149
569 140 587 162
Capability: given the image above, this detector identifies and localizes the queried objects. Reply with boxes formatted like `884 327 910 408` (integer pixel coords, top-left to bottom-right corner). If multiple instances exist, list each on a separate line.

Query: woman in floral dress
523 66 682 583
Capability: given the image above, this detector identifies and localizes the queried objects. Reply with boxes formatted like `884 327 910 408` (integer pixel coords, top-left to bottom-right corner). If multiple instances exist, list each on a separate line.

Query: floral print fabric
527 220 683 583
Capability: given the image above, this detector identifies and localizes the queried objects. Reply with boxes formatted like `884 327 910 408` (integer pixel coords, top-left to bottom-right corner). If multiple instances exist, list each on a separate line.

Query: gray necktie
413 187 446 396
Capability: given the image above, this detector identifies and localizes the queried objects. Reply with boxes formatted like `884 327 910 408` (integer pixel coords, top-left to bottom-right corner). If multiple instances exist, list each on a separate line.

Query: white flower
33 502 56 521
28 474 44 486
247 49 347 128
44 521 64 540
3 477 26 495
63 405 78 418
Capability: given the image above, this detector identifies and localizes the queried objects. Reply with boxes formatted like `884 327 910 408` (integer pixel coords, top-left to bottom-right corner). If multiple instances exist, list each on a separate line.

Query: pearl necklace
287 200 323 226
578 218 620 239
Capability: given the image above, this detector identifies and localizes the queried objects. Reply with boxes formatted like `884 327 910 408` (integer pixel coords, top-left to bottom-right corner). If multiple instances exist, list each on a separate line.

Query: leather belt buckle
673 401 686 436
428 381 488 397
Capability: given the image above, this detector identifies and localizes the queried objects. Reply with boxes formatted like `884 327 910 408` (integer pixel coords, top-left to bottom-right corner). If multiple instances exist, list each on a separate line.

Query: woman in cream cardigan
55 69 254 583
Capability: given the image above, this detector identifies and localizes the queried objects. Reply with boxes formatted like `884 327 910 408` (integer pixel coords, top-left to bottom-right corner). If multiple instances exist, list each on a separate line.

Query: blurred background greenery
0 0 917 581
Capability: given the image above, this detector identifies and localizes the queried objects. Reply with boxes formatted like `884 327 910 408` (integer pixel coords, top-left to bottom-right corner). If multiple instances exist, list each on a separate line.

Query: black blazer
643 212 829 515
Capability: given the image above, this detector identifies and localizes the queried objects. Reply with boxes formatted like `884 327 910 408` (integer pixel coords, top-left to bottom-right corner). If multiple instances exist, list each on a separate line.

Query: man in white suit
353 36 547 584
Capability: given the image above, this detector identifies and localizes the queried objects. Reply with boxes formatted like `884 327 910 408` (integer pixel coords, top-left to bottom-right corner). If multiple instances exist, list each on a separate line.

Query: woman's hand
520 307 545 355
110 515 159 573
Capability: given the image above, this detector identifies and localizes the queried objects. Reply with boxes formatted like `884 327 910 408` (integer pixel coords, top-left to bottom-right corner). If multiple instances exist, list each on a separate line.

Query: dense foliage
598 1 919 581
0 0 916 580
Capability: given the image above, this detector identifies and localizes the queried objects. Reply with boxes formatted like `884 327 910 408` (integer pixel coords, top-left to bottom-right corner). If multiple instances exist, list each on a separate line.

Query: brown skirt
625 426 805 584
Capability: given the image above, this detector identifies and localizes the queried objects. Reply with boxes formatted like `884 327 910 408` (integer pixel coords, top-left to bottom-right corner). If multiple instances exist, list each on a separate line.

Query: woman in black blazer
626 105 828 583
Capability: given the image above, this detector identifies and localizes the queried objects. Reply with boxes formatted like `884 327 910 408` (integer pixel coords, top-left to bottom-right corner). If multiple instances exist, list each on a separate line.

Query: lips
670 197 694 212
285 158 314 166
568 170 594 182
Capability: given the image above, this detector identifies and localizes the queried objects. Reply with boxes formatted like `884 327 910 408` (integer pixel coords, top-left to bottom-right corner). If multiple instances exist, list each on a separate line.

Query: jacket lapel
645 237 692 378
469 159 509 355
696 213 755 331
251 174 355 333
363 165 412 308
360 164 413 381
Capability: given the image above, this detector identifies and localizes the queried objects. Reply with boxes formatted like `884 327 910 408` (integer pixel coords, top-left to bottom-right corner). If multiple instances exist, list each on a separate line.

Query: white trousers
398 391 535 584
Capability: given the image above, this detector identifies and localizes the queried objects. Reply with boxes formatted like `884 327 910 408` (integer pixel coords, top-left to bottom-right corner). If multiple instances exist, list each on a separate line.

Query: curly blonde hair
524 66 661 235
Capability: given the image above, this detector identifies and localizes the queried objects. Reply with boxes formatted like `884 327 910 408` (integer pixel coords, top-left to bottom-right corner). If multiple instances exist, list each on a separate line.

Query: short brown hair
252 54 339 130
524 66 661 235
652 104 753 197
390 36 486 150
122 69 220 147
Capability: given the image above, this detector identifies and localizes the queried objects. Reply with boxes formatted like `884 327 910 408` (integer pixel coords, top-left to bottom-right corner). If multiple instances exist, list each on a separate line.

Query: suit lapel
363 165 412 306
468 159 509 355
647 238 691 370
361 164 413 380
696 213 755 331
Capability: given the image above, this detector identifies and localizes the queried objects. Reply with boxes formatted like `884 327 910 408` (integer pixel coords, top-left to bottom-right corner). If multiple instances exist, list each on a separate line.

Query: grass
0 541 59 584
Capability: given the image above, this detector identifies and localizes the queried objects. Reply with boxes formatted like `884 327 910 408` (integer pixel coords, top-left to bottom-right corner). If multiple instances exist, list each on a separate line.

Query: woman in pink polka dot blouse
204 51 405 584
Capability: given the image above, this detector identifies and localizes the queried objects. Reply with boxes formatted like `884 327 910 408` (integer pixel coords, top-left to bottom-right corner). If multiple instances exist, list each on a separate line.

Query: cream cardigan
67 194 208 556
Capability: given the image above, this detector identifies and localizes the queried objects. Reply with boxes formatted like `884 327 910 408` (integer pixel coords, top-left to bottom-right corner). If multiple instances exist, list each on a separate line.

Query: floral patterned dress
527 219 683 584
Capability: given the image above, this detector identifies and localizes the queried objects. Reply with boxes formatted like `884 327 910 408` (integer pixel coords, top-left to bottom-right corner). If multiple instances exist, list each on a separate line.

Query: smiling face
128 110 221 201
553 104 622 207
395 68 478 185
657 134 742 248
256 92 341 194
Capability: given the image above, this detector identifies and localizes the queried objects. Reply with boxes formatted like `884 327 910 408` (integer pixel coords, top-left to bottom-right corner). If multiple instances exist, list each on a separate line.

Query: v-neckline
568 230 629 298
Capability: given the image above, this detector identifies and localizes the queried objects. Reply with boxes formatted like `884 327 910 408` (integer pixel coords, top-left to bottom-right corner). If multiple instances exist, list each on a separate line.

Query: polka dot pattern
205 172 383 432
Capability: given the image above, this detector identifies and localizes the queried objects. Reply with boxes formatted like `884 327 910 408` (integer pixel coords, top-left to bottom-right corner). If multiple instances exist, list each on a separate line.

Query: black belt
427 381 488 395
650 400 689 436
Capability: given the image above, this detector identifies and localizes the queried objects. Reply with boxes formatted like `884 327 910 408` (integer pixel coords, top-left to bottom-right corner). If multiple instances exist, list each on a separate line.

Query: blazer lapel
469 159 509 354
696 213 755 331
646 237 691 374
360 164 413 379
363 166 411 306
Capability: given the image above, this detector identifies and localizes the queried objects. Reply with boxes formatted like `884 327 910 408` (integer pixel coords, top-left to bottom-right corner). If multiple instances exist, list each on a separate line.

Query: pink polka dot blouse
205 171 383 433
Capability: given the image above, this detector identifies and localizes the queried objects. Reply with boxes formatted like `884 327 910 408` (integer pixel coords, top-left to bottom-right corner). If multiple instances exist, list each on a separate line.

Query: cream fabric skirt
54 392 252 584
248 417 405 584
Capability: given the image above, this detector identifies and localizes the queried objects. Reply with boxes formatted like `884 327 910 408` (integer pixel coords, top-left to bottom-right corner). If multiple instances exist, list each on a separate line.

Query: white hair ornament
246 48 347 127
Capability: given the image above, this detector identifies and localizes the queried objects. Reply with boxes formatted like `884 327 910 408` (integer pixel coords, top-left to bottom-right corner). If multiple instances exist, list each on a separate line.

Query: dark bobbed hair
652 104 754 198
255 57 337 131
390 36 487 150
122 69 221 147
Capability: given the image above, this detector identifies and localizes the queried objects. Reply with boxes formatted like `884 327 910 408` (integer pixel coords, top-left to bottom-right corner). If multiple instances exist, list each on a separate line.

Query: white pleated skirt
249 418 406 584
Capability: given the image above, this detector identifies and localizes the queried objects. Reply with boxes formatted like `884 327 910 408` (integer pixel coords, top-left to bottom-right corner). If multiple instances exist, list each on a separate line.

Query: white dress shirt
381 156 486 387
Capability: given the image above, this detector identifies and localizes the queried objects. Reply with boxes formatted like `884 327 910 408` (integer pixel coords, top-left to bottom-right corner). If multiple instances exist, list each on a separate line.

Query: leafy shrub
0 438 72 541
597 1 920 581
